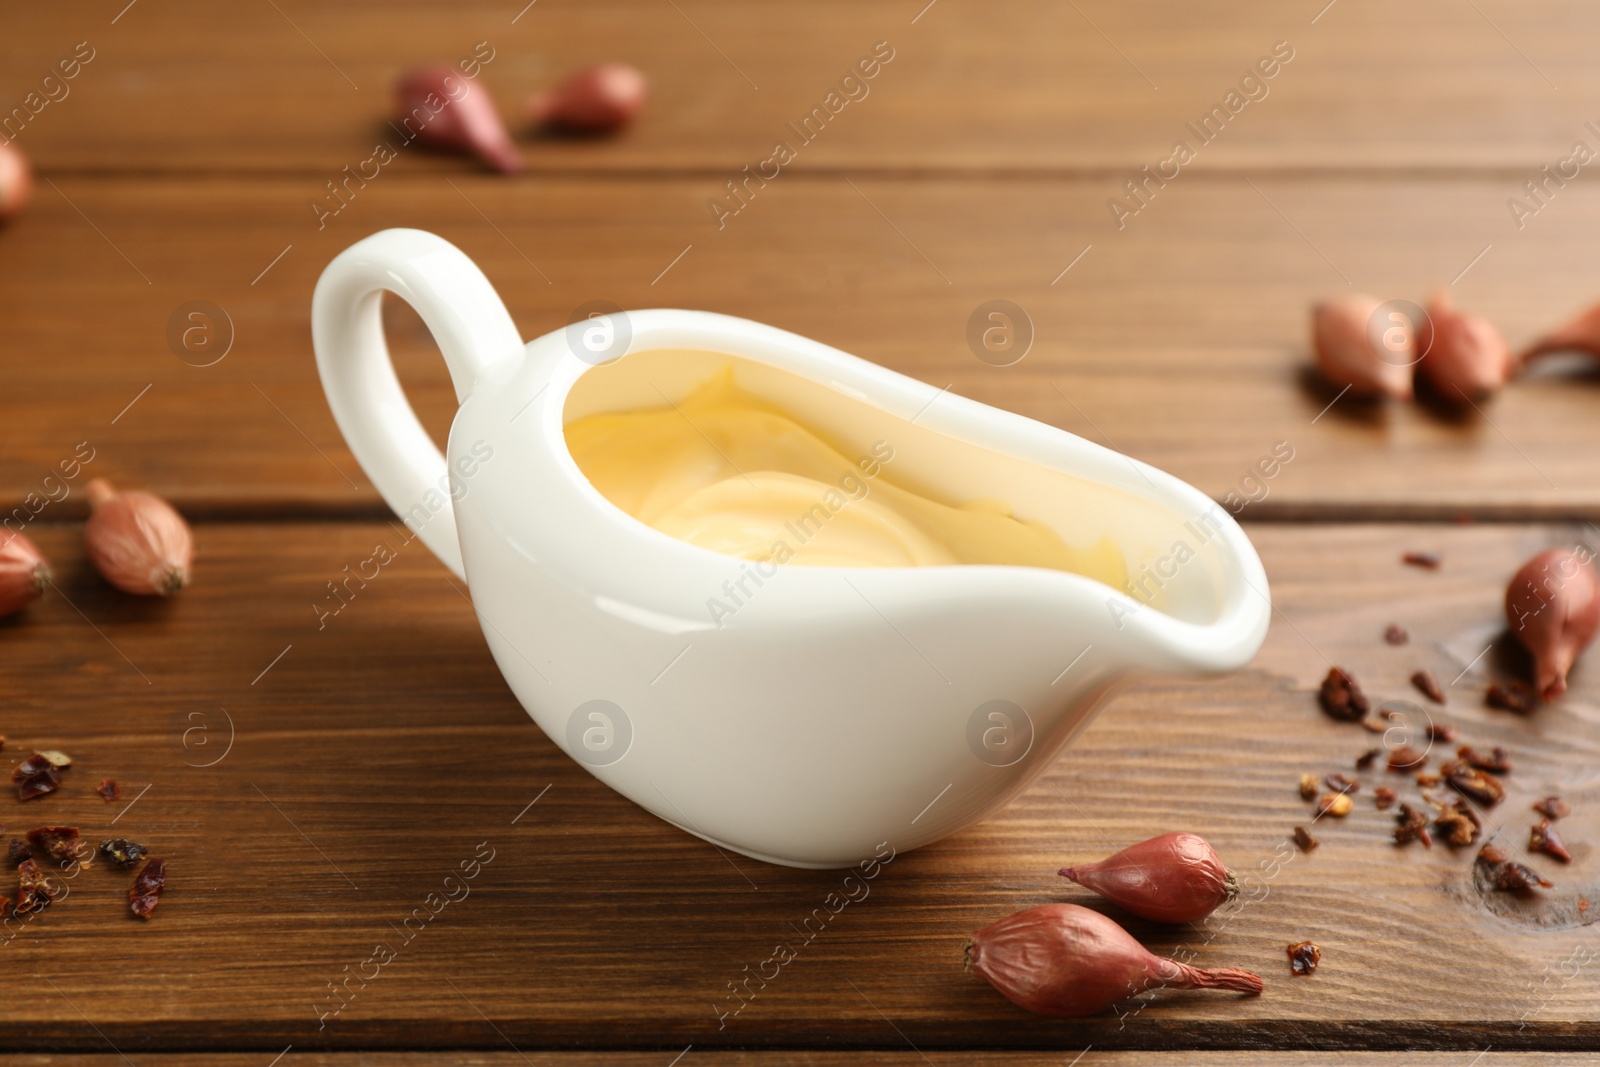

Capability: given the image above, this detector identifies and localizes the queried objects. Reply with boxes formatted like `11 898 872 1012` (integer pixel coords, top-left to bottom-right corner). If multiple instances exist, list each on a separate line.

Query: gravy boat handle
311 229 524 578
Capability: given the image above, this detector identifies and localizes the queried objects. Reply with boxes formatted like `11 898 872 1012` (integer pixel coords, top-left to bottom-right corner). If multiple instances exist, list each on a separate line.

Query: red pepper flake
24 826 81 864
96 778 120 802
1581 898 1590 912
1530 819 1572 863
13 857 59 915
1477 843 1551 892
1458 744 1512 775
1287 940 1321 975
1292 826 1318 852
1447 768 1506 807
1433 801 1482 847
1318 667 1371 722
99 839 148 868
1425 722 1458 743
1324 773 1360 795
16 766 60 801
6 838 28 866
1356 748 1382 770
1395 804 1433 848
1373 786 1398 810
129 857 166 920
1534 796 1571 820
1411 670 1445 705
1384 624 1409 645
1403 551 1441 569
1388 745 1426 771
1486 681 1536 715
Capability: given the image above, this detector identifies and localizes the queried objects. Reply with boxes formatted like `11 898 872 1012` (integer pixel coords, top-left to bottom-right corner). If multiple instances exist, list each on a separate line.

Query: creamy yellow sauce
564 368 1126 582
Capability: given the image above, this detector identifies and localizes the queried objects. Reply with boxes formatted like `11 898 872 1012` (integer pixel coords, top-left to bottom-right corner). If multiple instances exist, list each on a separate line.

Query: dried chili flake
25 826 80 864
1581 899 1591 912
99 839 148 868
1411 670 1445 705
1425 722 1458 743
1388 745 1426 771
1298 773 1319 801
12 753 52 780
1373 787 1398 810
1325 773 1360 795
1395 804 1433 848
1356 748 1382 770
1403 551 1441 569
1530 819 1572 863
16 766 60 801
1486 681 1536 715
96 778 120 802
1477 843 1551 892
1384 624 1409 645
1293 826 1318 852
1448 768 1506 807
1458 745 1512 775
129 857 166 920
1287 940 1321 975
1433 801 1481 847
6 839 28 866
1317 792 1353 818
1534 796 1571 820
1318 667 1371 722
13 857 58 915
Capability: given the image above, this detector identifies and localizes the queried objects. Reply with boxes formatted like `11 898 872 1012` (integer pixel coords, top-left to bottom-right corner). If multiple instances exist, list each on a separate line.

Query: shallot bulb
527 62 648 134
1312 295 1413 400
1060 831 1237 923
967 903 1263 1017
1522 299 1600 364
1505 547 1600 701
83 479 192 595
396 67 520 173
1417 291 1514 402
0 532 51 616
0 140 32 222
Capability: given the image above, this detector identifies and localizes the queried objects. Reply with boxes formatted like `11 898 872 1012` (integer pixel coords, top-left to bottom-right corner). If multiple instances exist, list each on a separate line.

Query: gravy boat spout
312 229 1271 869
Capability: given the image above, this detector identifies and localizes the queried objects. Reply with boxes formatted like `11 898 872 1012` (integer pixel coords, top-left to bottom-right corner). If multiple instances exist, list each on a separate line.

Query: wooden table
4 1 1600 1062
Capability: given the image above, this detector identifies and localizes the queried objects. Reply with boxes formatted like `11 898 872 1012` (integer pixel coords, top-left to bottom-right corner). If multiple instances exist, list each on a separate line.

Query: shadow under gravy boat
311 229 1271 869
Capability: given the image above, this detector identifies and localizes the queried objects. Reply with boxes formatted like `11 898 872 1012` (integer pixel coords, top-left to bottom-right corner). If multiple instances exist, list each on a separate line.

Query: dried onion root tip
1311 294 1414 400
1504 547 1600 702
0 141 32 223
1416 290 1515 403
1059 831 1237 923
0 532 51 617
83 478 193 596
968 903 1263 1017
396 66 521 173
526 62 649 135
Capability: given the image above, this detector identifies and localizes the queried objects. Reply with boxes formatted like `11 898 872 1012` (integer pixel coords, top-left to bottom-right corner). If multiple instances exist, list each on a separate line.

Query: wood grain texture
0 1058 1593 1067
1 0 1597 174
2 519 1599 1051
2 174 1599 518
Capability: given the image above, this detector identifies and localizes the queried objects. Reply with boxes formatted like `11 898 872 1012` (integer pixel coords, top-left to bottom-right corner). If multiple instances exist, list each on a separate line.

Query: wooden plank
3 175 1600 518
3 1 1599 174
0 1057 1596 1067
2 519 1600 1051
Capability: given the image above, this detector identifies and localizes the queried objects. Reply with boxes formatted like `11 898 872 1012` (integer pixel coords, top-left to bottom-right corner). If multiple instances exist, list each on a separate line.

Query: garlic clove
0 141 32 223
1416 290 1515 403
527 62 649 135
83 479 193 596
396 67 521 173
1311 295 1414 400
1505 547 1600 702
0 532 51 616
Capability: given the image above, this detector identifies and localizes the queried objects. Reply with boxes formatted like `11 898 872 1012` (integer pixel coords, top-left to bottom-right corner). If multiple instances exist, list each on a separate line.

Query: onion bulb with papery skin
967 903 1263 1017
1505 547 1600 702
527 62 648 134
396 66 520 173
1311 295 1414 400
83 479 193 596
1060 831 1238 923
1416 290 1515 403
0 532 51 616
0 141 33 222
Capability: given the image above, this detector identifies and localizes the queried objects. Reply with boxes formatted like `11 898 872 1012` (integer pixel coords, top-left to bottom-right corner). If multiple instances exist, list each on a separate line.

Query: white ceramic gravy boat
311 229 1271 869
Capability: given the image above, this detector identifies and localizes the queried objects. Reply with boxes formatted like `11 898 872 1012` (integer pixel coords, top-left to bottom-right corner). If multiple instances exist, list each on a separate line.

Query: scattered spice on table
1534 796 1571 820
1360 718 1386 733
1411 670 1445 704
1287 940 1321 975
1445 766 1506 806
1433 801 1481 847
1373 787 1397 810
1384 624 1409 645
6 838 28 866
1324 773 1360 795
1581 899 1591 912
1478 844 1551 892
1486 681 1536 715
129 857 166 920
1356 748 1381 770
1293 826 1318 852
96 778 119 802
1458 745 1511 775
1529 820 1572 863
1316 792 1353 817
1426 722 1458 743
1299 773 1319 801
1403 551 1441 569
1395 804 1433 848
1388 745 1426 771
99 839 148 868
12 752 63 801
14 857 57 915
1319 667 1371 722
25 826 80 864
